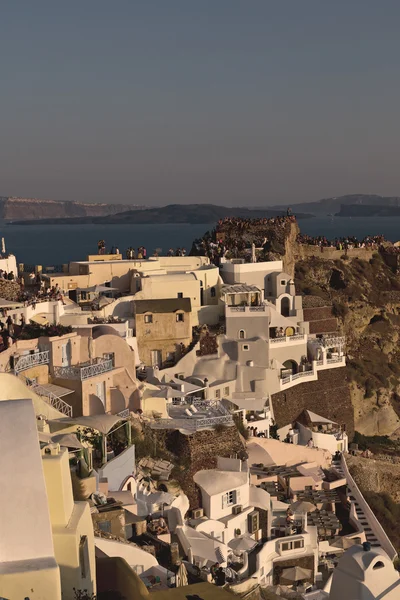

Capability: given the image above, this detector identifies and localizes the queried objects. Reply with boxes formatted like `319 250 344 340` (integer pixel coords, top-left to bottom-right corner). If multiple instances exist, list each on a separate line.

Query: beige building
134 298 192 368
44 255 211 295
0 327 139 417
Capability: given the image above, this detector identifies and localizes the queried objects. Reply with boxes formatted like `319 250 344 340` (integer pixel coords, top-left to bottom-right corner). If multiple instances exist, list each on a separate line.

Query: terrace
53 356 113 381
149 398 234 431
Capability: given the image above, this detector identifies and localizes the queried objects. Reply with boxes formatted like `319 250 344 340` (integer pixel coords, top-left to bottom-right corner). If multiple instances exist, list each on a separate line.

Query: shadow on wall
110 388 126 414
88 394 106 415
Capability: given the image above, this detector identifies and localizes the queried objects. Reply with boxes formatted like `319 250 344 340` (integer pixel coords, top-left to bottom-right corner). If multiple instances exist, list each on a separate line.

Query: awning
229 395 269 412
49 413 126 434
30 314 49 326
51 433 84 449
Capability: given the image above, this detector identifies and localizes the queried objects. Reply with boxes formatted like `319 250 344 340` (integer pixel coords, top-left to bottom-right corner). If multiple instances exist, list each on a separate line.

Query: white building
328 544 400 599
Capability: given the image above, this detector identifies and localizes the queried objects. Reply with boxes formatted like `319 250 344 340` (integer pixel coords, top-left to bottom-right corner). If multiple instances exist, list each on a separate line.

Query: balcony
226 305 267 316
14 350 50 374
316 335 346 348
269 334 306 346
53 357 113 381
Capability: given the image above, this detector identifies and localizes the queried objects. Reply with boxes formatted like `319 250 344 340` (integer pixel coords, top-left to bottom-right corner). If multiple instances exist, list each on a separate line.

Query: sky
1 1 400 207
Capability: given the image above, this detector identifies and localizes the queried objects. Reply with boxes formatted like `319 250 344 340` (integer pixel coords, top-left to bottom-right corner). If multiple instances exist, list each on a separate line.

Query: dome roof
92 325 120 339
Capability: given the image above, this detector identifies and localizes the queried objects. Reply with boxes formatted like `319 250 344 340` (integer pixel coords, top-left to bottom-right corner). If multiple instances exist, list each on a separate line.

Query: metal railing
31 384 73 417
53 358 113 381
150 413 233 431
14 350 50 374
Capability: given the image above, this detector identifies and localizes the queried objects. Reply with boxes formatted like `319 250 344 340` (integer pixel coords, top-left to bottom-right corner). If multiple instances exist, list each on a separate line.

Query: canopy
98 296 114 307
49 413 126 434
175 562 188 588
281 566 312 582
228 535 257 553
30 314 49 326
177 526 227 565
331 536 359 550
51 433 84 449
289 500 317 513
229 395 269 412
153 385 187 399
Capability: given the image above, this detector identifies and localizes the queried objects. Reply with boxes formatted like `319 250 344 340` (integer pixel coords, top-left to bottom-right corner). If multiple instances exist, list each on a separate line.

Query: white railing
53 358 113 381
269 334 305 345
14 350 50 374
249 306 266 312
340 454 397 561
150 413 233 431
327 356 345 364
280 367 316 388
229 306 246 312
317 335 346 348
116 408 130 418
25 381 72 417
316 359 324 366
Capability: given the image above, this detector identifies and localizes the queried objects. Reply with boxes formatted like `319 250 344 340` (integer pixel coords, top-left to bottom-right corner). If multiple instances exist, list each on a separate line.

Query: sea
2 216 400 266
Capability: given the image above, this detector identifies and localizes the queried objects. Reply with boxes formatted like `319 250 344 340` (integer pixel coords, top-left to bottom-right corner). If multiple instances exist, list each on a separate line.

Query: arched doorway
285 326 295 337
282 359 298 376
281 297 290 317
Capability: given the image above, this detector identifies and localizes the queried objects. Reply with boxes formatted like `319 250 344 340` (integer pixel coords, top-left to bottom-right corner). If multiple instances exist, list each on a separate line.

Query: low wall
295 246 375 261
340 454 397 560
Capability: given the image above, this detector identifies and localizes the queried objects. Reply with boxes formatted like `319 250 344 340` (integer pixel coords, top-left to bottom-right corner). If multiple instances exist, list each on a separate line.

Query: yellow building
134 298 192 367
42 443 97 600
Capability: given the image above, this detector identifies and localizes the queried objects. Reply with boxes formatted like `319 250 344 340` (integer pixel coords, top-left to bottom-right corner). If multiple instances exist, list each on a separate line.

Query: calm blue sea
2 216 400 265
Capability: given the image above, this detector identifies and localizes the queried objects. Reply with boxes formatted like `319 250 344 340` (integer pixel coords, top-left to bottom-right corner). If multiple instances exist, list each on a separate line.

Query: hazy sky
2 1 400 206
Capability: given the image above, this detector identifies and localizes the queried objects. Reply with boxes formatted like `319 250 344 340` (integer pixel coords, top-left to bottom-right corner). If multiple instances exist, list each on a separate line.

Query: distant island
5 193 400 224
11 203 314 225
0 196 141 222
335 203 400 217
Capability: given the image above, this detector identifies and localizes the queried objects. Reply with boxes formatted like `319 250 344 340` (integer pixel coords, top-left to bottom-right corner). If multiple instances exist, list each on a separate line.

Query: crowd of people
191 215 296 265
296 233 387 250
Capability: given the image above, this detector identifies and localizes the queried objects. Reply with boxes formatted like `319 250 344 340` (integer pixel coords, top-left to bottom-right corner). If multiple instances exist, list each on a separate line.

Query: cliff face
294 252 400 439
0 197 134 221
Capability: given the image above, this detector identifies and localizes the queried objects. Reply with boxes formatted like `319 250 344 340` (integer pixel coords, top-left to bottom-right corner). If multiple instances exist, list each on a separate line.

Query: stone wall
309 318 338 334
156 426 245 508
303 306 334 321
272 368 354 440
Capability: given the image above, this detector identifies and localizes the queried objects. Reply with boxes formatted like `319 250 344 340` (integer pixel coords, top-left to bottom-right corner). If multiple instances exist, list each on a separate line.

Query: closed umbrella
289 500 317 513
281 566 312 582
228 535 257 553
175 562 188 587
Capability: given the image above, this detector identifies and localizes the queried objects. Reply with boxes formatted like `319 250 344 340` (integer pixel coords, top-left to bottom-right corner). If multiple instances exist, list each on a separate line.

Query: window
98 521 111 533
80 291 87 300
211 287 216 297
177 292 183 298
79 535 89 578
243 344 249 351
176 313 184 322
144 314 153 324
281 280 286 285
215 389 221 399
222 490 237 507
281 539 304 552
239 330 245 339
224 386 230 396
373 561 385 570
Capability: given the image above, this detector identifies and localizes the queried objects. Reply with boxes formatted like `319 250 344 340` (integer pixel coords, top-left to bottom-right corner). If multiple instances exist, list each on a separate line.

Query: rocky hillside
0 196 136 221
294 252 400 439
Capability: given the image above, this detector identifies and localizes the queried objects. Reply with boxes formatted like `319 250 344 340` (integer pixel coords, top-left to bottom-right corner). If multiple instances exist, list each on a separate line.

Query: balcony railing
317 335 346 348
150 413 233 431
53 358 113 381
14 350 50 374
31 384 73 417
270 334 305 345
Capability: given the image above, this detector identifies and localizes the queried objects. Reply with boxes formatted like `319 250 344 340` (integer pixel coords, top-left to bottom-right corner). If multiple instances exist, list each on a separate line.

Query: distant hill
335 203 400 217
12 203 314 225
0 196 141 221
270 195 400 216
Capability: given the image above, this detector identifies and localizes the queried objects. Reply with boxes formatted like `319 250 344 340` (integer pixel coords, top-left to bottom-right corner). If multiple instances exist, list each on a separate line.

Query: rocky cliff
0 196 135 221
294 252 400 439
